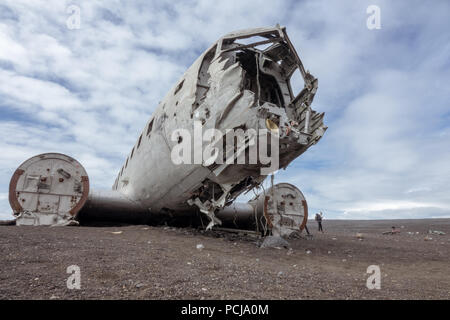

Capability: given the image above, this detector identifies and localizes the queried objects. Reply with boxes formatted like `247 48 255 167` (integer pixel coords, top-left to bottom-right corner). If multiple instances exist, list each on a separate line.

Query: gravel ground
0 219 449 299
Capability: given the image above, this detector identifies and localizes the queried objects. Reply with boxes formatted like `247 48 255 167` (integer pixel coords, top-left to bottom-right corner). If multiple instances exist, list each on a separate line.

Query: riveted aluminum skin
9 153 89 226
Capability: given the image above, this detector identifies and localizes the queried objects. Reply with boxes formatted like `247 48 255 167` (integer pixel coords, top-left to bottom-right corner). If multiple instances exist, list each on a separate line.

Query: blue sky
0 0 449 220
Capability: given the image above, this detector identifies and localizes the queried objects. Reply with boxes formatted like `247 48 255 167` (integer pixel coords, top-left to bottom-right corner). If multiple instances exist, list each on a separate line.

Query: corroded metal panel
9 153 89 226
216 183 308 237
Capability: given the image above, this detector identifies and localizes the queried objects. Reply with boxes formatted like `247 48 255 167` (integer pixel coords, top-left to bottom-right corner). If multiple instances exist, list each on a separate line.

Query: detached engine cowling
216 183 308 237
9 153 89 226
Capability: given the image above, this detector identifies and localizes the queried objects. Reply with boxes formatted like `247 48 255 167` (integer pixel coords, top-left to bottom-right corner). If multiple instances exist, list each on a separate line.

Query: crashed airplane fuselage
110 26 326 226
9 26 327 236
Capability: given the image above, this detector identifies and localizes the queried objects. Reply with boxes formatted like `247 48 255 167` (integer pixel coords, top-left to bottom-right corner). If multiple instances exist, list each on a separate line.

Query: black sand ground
0 219 449 299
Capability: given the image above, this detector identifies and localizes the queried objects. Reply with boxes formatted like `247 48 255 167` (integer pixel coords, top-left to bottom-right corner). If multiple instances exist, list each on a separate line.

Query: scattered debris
428 230 446 235
287 231 303 239
331 237 337 241
50 219 80 227
196 244 205 250
277 271 284 277
260 236 290 249
135 283 144 288
424 236 433 241
382 226 401 235
213 227 260 239
355 233 364 240
306 250 312 254
109 231 123 235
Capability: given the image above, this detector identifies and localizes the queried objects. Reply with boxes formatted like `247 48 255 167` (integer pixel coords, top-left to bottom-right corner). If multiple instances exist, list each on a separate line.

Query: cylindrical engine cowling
9 153 89 226
216 183 308 237
254 183 308 237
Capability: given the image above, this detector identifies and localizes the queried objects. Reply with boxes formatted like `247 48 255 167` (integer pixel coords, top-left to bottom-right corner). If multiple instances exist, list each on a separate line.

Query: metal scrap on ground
382 227 401 235
428 230 446 235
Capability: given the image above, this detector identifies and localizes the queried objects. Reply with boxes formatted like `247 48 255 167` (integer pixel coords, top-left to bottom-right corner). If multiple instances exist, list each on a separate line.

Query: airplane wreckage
8 26 327 238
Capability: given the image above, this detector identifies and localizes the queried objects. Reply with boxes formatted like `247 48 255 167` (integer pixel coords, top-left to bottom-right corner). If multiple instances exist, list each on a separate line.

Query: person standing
315 212 324 233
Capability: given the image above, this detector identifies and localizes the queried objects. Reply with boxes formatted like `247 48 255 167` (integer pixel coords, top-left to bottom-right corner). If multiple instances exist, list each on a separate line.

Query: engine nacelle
9 153 89 226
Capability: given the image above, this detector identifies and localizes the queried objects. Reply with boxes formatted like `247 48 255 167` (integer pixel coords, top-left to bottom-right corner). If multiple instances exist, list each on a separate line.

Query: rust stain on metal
70 176 89 217
8 169 24 213
299 199 308 231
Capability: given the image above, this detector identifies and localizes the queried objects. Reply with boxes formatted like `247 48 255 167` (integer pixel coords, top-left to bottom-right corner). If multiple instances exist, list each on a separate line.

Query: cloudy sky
0 0 449 220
